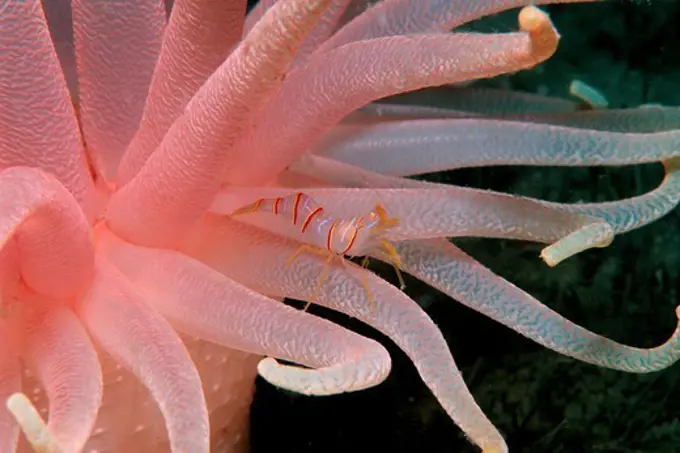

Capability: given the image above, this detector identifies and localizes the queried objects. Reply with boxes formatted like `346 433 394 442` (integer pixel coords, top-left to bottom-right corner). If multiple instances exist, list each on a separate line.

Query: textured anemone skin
16 340 258 453
0 1 678 453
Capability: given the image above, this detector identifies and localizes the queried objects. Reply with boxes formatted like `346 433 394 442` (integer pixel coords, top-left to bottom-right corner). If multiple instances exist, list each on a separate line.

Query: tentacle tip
540 222 615 267
597 237 615 249
539 249 559 267
569 79 609 109
258 358 351 396
518 4 560 55
257 357 281 380
229 208 249 217
595 224 616 250
663 156 680 173
257 358 314 395
518 5 549 32
6 392 61 453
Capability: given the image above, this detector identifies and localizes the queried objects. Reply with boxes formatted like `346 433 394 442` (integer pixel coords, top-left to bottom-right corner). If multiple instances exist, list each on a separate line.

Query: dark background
247 2 680 452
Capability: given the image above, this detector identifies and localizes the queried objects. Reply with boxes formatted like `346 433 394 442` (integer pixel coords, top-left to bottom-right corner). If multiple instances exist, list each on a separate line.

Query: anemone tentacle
315 119 680 176
0 320 21 453
77 257 210 453
0 167 94 300
107 0 335 247
212 185 613 266
319 0 604 52
227 6 560 186
117 0 247 184
97 228 392 396
185 215 509 453
0 0 95 213
291 155 679 253
352 102 680 132
0 0 676 452
386 238 680 373
11 302 102 453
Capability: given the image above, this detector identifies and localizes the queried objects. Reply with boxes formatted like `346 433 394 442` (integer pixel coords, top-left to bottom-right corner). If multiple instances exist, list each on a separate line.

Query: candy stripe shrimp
231 192 405 310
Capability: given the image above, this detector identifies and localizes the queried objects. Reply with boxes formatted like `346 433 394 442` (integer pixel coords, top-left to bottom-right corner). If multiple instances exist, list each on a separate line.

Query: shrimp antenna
231 199 263 216
371 204 399 233
365 202 406 291
363 183 405 291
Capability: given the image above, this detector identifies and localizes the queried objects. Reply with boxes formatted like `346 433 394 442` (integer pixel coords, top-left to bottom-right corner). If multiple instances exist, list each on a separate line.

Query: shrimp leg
304 253 336 312
340 258 376 312
285 244 330 267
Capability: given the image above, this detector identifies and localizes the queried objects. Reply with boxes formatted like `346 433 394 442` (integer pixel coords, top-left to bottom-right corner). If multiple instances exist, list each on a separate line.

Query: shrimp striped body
231 192 404 311
232 192 380 257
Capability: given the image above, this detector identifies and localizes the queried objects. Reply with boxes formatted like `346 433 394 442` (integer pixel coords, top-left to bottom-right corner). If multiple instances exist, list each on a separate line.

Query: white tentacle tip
257 357 308 392
257 357 341 396
540 222 614 267
6 392 61 453
257 357 278 374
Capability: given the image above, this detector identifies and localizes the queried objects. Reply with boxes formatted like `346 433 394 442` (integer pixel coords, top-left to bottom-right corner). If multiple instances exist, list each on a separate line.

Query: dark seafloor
247 1 680 452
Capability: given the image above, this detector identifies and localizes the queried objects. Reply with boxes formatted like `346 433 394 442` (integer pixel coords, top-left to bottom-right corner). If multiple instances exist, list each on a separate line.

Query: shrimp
231 192 405 310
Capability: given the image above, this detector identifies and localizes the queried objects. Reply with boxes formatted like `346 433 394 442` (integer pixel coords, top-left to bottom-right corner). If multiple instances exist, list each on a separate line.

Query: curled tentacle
11 301 102 452
291 155 678 260
389 238 680 373
96 228 391 396
544 156 680 234
185 216 509 453
319 0 599 52
0 167 94 299
227 6 561 186
77 256 210 453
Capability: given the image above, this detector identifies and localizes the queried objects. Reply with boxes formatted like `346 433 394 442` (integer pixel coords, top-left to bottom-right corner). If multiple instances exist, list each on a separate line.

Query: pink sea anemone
0 1 678 452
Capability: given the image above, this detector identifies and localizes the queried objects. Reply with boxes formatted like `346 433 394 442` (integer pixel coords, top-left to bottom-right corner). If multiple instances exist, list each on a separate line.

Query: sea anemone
0 1 678 453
